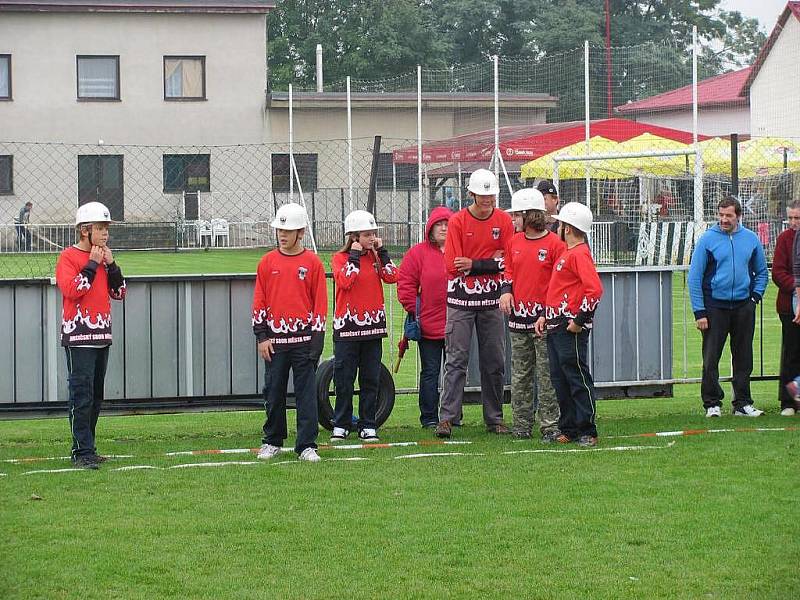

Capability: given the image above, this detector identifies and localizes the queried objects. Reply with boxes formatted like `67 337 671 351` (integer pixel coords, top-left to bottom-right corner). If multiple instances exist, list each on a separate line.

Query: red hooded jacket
397 206 453 340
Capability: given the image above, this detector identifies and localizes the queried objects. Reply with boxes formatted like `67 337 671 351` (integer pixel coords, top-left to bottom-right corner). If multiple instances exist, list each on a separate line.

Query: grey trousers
439 306 506 425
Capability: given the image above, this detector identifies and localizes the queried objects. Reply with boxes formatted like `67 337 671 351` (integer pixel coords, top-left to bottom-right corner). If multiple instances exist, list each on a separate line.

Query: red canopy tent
392 118 704 164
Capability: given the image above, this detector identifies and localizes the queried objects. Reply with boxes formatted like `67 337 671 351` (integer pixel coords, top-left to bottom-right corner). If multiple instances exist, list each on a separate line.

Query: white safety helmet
506 188 545 213
344 210 381 235
554 202 593 234
75 202 112 225
467 169 500 196
271 202 308 230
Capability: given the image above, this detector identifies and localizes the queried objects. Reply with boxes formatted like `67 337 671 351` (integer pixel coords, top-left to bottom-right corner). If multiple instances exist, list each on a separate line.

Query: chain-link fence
3 36 799 278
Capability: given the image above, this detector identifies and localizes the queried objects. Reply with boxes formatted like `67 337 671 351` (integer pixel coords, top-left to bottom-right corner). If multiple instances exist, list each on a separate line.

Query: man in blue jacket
688 196 768 417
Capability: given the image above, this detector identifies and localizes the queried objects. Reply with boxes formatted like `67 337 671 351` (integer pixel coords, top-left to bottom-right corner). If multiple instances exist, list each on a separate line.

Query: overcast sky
720 0 788 32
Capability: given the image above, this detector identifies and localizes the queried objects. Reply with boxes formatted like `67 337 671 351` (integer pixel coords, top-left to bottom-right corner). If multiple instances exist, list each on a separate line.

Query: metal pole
417 65 423 242
692 26 703 225
493 55 500 182
315 44 323 92
605 0 612 118
347 76 353 212
584 40 591 206
457 162 463 209
730 133 739 197
289 83 294 201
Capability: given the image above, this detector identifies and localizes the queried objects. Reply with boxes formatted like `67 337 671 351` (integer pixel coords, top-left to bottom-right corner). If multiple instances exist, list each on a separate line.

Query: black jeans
778 313 800 409
333 338 382 430
261 346 318 454
547 327 597 439
16 224 31 251
701 303 756 410
418 337 445 426
65 346 110 458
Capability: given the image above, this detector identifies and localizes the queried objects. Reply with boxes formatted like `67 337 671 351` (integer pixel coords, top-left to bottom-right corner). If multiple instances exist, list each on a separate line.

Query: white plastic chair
196 220 213 247
211 218 230 247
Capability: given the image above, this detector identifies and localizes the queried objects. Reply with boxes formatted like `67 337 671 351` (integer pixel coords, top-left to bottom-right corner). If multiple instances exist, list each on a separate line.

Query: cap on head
75 202 112 225
467 169 500 196
344 210 381 235
537 180 558 196
507 188 545 213
554 202 593 233
270 202 308 231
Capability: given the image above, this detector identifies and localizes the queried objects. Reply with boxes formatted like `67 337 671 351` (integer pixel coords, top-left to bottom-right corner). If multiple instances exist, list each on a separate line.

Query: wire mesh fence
2 37 799 278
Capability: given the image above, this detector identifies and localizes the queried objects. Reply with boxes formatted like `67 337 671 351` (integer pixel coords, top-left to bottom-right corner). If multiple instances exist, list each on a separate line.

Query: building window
78 155 124 220
77 56 120 100
376 153 418 190
0 55 11 100
271 154 318 192
163 154 211 193
0 155 12 194
164 57 206 100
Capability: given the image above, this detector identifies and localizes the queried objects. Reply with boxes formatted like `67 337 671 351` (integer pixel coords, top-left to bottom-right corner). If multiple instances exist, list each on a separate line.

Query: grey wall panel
150 283 179 398
190 281 205 395
0 288 15 404
122 283 151 399
636 273 666 380
104 296 126 400
14 285 44 403
230 279 258 395
203 281 232 396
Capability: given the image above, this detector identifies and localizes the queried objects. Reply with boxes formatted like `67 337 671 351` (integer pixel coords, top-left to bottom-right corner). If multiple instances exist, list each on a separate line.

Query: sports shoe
555 434 573 444
94 454 109 463
257 443 282 459
298 448 321 462
780 407 796 416
71 455 99 470
576 435 598 448
705 406 721 418
541 431 561 444
733 404 763 417
358 428 380 442
330 427 349 442
512 430 532 439
435 420 451 438
486 422 511 434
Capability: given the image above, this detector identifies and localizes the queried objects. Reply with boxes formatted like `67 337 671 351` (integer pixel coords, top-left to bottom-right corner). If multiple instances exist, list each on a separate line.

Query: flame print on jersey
343 261 360 277
447 275 502 295
74 273 91 291
580 296 601 313
382 261 398 276
333 307 386 331
62 308 112 334
513 301 543 319
109 281 127 300
546 297 574 321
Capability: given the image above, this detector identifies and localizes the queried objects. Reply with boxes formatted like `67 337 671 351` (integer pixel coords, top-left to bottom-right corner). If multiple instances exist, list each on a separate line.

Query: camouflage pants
510 331 560 436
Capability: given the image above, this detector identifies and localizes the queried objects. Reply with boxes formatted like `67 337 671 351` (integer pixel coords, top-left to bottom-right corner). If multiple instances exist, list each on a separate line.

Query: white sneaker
330 427 349 442
358 428 380 442
780 407 796 416
257 443 282 459
706 406 721 417
298 448 321 462
733 404 764 417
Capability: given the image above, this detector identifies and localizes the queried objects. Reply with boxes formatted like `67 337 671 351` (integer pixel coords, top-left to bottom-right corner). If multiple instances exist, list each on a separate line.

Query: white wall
750 16 800 139
0 12 268 145
627 106 751 137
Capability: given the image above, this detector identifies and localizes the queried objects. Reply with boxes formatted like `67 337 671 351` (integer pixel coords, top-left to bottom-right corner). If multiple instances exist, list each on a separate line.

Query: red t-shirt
504 231 566 331
545 243 603 329
55 246 126 346
332 247 399 341
252 249 327 348
444 207 514 310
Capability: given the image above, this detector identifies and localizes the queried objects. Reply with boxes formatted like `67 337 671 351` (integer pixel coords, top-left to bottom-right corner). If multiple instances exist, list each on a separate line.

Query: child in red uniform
436 169 515 438
55 202 126 469
331 210 398 442
252 203 327 462
545 202 603 447
500 188 565 441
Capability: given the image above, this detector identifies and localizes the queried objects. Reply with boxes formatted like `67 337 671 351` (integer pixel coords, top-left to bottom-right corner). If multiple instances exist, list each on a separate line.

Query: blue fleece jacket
688 223 768 319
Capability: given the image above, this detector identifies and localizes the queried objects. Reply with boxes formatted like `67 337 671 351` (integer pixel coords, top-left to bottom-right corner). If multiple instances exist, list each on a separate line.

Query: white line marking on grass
394 452 484 459
169 461 259 469
326 457 370 462
0 473 7 477
502 442 675 455
111 465 161 472
4 454 133 464
22 468 85 475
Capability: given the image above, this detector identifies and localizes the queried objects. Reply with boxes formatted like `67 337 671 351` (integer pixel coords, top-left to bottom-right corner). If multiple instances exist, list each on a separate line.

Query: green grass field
1 386 798 599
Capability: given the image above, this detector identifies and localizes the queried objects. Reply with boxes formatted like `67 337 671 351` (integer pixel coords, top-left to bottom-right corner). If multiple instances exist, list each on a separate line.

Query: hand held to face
351 241 363 252
89 245 104 264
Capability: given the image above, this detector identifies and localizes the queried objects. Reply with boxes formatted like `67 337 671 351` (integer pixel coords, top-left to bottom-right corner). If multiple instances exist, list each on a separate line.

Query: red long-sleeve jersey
332 247 398 341
252 249 327 348
545 242 603 329
503 231 566 331
55 246 126 346
444 207 514 310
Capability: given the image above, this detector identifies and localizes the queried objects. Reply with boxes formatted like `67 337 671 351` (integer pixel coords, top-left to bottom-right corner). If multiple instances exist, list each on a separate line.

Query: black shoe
512 430 532 439
541 431 561 444
71 455 99 470
576 435 598 448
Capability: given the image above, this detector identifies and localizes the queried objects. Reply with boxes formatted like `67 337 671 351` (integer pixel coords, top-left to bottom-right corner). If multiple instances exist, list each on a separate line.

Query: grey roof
0 0 274 13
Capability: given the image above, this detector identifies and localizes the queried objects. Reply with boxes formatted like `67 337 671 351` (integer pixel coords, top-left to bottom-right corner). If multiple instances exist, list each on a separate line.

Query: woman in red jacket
397 206 454 427
331 210 399 442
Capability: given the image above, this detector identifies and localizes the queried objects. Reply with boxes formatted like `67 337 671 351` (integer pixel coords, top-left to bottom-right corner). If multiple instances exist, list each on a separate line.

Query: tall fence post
346 76 353 212
289 83 294 201
406 189 412 248
493 54 500 183
730 133 739 197
417 64 423 242
584 40 591 206
692 26 704 225
340 188 346 238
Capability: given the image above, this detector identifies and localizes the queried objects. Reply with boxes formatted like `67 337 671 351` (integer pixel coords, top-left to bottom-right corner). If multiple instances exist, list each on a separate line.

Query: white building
744 1 800 139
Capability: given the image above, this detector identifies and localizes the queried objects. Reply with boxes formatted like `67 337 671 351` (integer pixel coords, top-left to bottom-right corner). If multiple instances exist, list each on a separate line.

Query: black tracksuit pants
65 346 110 458
778 313 800 409
333 338 382 431
547 326 598 439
